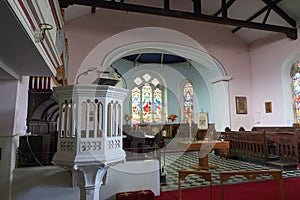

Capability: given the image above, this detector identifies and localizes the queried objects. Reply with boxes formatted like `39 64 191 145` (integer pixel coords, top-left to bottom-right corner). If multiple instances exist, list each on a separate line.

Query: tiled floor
160 151 300 192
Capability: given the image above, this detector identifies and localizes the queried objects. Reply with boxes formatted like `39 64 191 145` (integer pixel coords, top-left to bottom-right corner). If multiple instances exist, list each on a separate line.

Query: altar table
178 140 230 169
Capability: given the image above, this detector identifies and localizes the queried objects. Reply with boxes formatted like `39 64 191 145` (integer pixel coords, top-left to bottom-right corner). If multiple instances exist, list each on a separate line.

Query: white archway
102 42 231 131
80 27 231 131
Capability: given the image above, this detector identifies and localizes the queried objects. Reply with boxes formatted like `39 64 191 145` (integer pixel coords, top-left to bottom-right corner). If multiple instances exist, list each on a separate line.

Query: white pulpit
52 84 128 200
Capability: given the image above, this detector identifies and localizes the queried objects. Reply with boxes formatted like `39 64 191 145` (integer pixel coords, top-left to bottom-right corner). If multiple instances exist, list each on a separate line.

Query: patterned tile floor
160 151 300 192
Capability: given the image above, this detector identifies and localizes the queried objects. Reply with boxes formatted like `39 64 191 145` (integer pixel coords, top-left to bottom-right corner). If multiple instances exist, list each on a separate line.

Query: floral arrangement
125 114 132 121
167 114 177 122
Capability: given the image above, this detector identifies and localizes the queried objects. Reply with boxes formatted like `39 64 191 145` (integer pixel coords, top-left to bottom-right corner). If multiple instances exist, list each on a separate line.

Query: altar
178 140 230 169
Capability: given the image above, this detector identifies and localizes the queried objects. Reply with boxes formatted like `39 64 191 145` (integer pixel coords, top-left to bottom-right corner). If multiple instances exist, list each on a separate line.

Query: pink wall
249 32 300 126
65 9 254 130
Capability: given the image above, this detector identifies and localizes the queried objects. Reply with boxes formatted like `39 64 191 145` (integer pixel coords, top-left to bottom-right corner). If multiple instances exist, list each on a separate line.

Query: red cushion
116 191 136 200
135 190 155 200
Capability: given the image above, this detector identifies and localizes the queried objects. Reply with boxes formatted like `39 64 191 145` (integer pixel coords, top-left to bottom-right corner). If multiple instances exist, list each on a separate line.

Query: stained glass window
293 72 300 122
131 73 163 123
153 88 162 122
142 83 152 123
132 87 141 123
183 82 194 122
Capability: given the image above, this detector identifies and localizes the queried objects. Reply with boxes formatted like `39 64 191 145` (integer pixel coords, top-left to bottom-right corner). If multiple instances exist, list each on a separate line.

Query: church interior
1 0 300 199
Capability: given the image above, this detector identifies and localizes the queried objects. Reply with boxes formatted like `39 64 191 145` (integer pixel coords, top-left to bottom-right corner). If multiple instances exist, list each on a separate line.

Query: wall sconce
34 23 53 43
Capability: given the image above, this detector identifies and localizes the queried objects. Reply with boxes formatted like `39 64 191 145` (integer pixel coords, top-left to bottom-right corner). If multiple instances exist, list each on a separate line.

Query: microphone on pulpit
110 65 127 89
110 65 122 78
76 67 102 84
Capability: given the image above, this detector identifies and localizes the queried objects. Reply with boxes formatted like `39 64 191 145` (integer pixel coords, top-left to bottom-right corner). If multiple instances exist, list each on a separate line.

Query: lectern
52 84 128 200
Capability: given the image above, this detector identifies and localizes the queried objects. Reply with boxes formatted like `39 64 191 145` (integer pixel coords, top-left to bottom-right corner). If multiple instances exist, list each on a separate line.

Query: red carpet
156 177 300 200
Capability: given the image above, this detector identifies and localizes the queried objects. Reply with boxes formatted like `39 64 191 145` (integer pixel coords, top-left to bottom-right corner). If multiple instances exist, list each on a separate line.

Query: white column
0 136 18 200
211 76 231 131
74 165 107 200
0 77 29 200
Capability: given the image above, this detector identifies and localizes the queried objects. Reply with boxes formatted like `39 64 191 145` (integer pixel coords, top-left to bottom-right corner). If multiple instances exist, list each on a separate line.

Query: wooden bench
219 170 284 200
178 170 212 200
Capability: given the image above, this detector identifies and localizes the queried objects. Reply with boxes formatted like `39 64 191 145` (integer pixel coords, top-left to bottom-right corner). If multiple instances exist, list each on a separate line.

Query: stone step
266 160 298 171
267 155 281 161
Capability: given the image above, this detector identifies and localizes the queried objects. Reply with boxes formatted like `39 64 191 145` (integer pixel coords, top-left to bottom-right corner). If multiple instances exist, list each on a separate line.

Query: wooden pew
227 130 267 163
222 127 300 169
252 127 300 169
266 131 299 170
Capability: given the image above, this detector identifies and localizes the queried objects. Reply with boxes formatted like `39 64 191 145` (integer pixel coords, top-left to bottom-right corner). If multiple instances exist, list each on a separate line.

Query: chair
178 170 212 200
132 130 145 153
219 170 284 200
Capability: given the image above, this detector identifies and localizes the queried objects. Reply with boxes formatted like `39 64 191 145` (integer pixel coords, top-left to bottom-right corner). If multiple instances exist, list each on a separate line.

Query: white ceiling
63 0 300 44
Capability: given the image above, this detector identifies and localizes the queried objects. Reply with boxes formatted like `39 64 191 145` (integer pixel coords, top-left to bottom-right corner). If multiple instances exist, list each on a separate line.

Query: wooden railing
219 170 284 200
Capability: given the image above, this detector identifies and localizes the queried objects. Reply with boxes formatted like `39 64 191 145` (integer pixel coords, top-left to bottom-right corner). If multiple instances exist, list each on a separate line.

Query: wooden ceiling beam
214 0 236 16
193 0 201 15
59 0 297 40
164 0 170 11
261 0 296 27
232 0 281 33
221 0 227 18
263 7 272 24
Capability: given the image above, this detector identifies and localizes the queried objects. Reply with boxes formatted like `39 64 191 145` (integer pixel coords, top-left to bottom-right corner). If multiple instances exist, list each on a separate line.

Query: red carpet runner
156 177 300 200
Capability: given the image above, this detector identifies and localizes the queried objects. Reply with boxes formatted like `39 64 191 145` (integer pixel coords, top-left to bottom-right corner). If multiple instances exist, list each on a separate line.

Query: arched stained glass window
132 87 141 123
153 88 162 122
183 82 194 122
142 83 152 123
293 71 300 123
131 73 164 123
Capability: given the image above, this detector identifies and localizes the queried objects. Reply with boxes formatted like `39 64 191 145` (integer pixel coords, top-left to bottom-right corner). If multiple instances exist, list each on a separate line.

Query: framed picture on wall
235 96 247 114
265 101 272 113
198 112 208 130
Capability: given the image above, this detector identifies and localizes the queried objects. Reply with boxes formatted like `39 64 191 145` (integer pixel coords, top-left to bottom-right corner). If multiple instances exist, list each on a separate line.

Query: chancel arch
103 44 230 131
80 28 230 131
